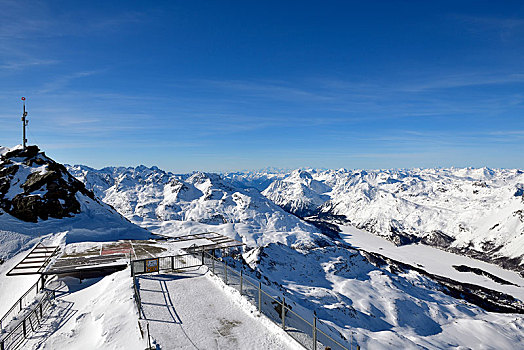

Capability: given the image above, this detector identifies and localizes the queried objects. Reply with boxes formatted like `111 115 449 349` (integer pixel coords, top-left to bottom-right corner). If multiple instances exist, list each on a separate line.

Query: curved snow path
138 266 301 350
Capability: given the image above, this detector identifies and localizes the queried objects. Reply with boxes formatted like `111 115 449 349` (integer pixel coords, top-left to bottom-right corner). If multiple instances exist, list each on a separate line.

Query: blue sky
1 0 523 172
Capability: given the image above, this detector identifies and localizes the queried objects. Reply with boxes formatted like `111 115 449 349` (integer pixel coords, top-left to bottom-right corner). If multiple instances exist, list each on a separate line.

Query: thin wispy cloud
36 70 101 94
452 14 524 41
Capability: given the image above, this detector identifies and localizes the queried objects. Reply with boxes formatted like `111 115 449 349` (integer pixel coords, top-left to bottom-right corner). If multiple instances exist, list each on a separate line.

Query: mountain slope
0 145 149 260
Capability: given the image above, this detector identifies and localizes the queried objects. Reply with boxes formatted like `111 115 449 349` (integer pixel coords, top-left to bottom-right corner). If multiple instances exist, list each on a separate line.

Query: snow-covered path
138 266 301 350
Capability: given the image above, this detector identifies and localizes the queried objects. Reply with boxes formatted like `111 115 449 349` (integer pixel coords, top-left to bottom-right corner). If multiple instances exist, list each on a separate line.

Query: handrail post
313 316 317 350
212 251 215 274
147 322 152 349
23 318 27 338
19 298 22 312
258 282 262 312
171 256 174 270
224 263 228 285
240 270 243 295
281 296 286 330
201 248 204 265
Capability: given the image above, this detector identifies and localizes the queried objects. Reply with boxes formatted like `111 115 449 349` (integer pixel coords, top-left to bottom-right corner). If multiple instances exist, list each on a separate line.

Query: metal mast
21 97 28 150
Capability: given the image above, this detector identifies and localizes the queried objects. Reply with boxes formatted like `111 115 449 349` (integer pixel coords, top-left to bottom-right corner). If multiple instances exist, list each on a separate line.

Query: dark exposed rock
0 145 97 222
303 219 341 240
452 265 517 286
421 230 455 249
3 145 40 159
387 224 420 246
389 232 419 246
513 209 524 223
302 214 342 240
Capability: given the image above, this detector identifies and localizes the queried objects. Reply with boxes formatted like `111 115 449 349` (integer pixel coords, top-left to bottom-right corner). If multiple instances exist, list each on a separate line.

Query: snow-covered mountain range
256 168 524 273
1 146 523 349
61 163 524 347
67 165 524 274
66 165 326 249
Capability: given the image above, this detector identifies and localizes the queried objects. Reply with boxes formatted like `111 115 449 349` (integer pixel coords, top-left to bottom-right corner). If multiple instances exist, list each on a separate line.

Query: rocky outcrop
0 146 97 222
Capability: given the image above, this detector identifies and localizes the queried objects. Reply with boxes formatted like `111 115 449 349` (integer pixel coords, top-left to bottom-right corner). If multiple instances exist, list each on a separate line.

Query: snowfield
245 242 524 349
66 163 524 349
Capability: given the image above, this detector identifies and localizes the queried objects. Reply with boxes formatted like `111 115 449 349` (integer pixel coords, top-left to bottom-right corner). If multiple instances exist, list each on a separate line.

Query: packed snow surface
137 266 301 349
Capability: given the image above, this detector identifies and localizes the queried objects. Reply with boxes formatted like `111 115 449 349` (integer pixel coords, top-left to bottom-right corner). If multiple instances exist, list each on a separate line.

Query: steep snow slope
245 242 524 349
68 166 326 248
22 269 146 350
259 168 524 271
0 146 149 260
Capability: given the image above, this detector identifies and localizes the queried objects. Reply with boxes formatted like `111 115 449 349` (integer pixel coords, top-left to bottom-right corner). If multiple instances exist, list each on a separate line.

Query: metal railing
0 275 47 331
131 253 202 276
203 251 359 350
0 290 55 350
131 250 360 350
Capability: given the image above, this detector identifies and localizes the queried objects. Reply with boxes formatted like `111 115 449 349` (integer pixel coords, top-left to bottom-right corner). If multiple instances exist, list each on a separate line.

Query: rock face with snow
240 168 524 272
0 146 96 222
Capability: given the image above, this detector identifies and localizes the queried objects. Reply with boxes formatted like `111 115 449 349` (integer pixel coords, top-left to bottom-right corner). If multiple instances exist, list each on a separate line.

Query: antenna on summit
21 97 28 151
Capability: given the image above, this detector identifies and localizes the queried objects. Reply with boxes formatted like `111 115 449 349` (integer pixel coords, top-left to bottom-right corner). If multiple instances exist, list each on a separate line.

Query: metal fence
0 290 55 350
131 253 202 276
203 251 358 350
0 275 46 331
